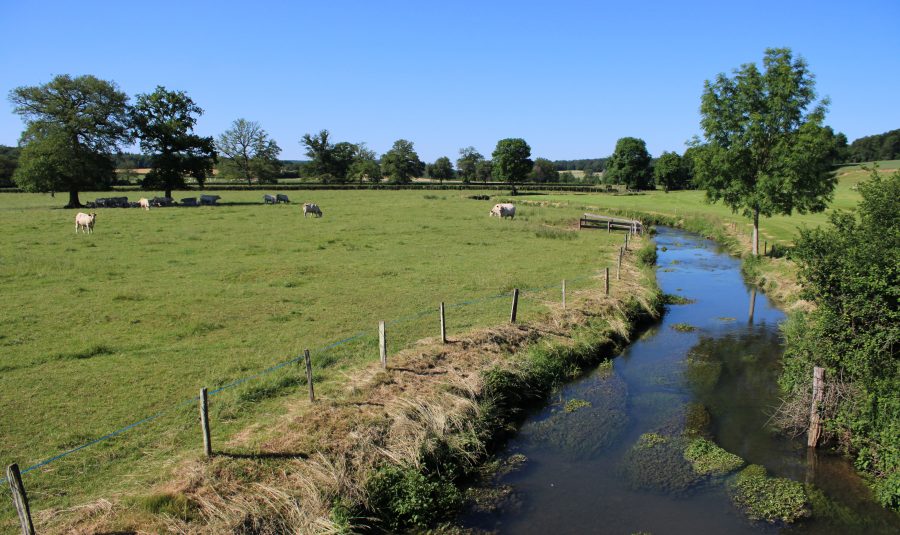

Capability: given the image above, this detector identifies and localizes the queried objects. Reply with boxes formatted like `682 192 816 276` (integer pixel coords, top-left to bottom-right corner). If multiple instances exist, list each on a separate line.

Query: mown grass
0 189 629 522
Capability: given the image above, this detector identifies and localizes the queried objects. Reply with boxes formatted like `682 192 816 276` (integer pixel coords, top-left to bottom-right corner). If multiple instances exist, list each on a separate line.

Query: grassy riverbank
0 189 658 532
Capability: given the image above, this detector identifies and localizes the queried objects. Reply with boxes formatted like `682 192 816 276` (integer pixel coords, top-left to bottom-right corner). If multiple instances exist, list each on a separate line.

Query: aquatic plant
684 438 744 476
671 323 696 332
564 398 592 413
728 465 810 523
619 433 704 493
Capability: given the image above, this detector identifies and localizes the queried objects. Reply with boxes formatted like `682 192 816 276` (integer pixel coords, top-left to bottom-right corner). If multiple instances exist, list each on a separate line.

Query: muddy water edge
458 227 900 534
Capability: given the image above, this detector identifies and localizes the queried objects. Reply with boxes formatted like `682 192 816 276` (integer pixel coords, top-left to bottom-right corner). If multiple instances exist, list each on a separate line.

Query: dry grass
39 239 655 534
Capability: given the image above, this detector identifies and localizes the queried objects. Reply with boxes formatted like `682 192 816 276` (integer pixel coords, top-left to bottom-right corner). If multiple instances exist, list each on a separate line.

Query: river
459 228 900 534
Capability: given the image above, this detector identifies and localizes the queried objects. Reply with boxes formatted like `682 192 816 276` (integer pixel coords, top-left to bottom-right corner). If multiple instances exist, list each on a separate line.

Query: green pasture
0 189 626 519
518 161 898 246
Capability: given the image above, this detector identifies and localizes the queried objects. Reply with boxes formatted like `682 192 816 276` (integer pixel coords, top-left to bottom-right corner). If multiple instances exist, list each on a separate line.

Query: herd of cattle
74 197 515 233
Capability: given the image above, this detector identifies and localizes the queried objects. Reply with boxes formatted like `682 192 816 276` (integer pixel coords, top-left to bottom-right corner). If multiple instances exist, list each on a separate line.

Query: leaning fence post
379 320 387 368
440 302 447 343
624 232 629 251
605 267 610 295
510 288 519 323
808 366 825 448
304 349 315 402
561 280 566 310
6 463 35 535
200 387 211 458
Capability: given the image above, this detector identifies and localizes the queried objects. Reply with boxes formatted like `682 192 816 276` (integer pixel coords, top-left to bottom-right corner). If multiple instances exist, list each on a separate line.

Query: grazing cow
276 194 290 204
489 203 516 219
138 198 150 210
75 212 97 234
263 194 277 204
303 203 323 218
199 195 221 206
181 197 198 206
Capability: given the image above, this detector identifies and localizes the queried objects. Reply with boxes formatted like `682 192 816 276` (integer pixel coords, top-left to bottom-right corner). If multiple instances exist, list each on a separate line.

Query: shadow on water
459 227 900 534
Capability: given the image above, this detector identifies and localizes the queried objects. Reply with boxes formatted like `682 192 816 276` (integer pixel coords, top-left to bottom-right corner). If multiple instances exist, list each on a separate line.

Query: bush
366 465 462 531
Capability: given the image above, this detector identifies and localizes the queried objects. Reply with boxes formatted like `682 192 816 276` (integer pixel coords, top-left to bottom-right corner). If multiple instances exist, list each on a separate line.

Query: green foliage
728 465 810 523
9 74 130 206
530 157 559 183
215 118 282 185
381 139 424 183
427 156 454 183
475 159 494 183
456 146 484 182
654 151 691 192
0 145 19 187
366 465 462 531
847 128 900 162
619 433 704 493
605 137 653 190
492 138 532 188
694 48 838 253
683 438 744 476
637 241 657 266
299 130 360 182
781 168 900 510
564 398 592 413
130 86 216 197
671 323 696 332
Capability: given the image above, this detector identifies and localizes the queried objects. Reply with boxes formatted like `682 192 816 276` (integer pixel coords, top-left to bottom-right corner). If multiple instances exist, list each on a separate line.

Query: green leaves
491 138 532 186
381 139 423 183
606 137 653 190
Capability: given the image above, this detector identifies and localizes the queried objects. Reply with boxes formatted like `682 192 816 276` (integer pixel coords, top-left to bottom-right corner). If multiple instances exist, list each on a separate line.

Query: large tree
475 159 493 183
605 137 653 190
381 139 423 183
130 86 216 198
348 142 381 183
0 146 19 188
427 156 454 184
9 74 130 207
653 151 690 192
694 48 838 255
456 146 483 182
492 138 532 192
216 118 281 185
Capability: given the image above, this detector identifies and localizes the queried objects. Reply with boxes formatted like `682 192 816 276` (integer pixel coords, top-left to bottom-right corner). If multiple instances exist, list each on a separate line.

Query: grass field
517 161 899 246
0 189 630 521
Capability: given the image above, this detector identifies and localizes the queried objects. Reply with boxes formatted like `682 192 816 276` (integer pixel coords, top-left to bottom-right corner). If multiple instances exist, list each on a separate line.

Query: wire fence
0 270 603 493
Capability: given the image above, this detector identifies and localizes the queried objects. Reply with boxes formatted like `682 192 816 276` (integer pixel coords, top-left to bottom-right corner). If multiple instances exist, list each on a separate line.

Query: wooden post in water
200 387 211 457
605 267 610 295
304 349 314 402
6 464 34 535
510 288 519 323
808 367 825 448
440 302 447 343
379 320 387 368
561 280 566 310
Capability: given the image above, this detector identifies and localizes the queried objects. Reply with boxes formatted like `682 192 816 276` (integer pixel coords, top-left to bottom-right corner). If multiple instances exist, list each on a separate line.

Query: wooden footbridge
579 213 643 234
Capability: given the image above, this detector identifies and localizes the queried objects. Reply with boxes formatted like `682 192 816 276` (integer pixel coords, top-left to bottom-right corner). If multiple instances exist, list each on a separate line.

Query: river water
460 228 900 534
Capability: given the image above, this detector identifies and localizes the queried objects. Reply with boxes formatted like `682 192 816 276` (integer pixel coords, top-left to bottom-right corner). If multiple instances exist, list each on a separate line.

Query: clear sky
1 0 898 162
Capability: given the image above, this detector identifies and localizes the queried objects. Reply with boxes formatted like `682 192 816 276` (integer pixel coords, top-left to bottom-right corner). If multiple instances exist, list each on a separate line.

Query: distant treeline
553 158 607 173
843 129 900 162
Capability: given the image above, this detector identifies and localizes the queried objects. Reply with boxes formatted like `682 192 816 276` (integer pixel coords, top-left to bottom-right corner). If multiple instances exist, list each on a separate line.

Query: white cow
303 203 323 218
263 194 277 204
489 203 516 219
199 195 221 206
138 198 150 210
75 212 97 234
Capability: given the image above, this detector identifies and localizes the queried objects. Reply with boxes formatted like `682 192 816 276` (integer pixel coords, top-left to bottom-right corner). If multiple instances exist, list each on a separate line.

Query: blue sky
1 0 898 162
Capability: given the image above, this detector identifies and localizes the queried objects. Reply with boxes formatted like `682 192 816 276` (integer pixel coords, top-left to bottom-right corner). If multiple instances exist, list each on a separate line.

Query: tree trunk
165 188 172 199
752 207 760 256
65 190 82 209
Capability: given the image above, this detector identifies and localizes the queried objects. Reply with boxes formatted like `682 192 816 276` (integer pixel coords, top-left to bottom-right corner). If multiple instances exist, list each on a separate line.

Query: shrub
366 465 462 531
729 465 809 523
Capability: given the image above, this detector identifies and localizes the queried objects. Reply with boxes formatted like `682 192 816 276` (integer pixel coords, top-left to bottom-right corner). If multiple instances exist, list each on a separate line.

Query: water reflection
459 228 900 534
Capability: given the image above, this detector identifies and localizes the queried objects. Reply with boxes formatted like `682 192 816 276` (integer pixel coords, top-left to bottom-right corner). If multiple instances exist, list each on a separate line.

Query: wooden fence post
304 349 315 402
808 367 825 448
561 280 566 310
510 288 519 323
440 302 447 343
607 220 610 233
6 463 35 535
200 387 211 458
624 232 629 251
605 267 610 295
617 247 623 280
764 241 768 256
379 320 387 368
